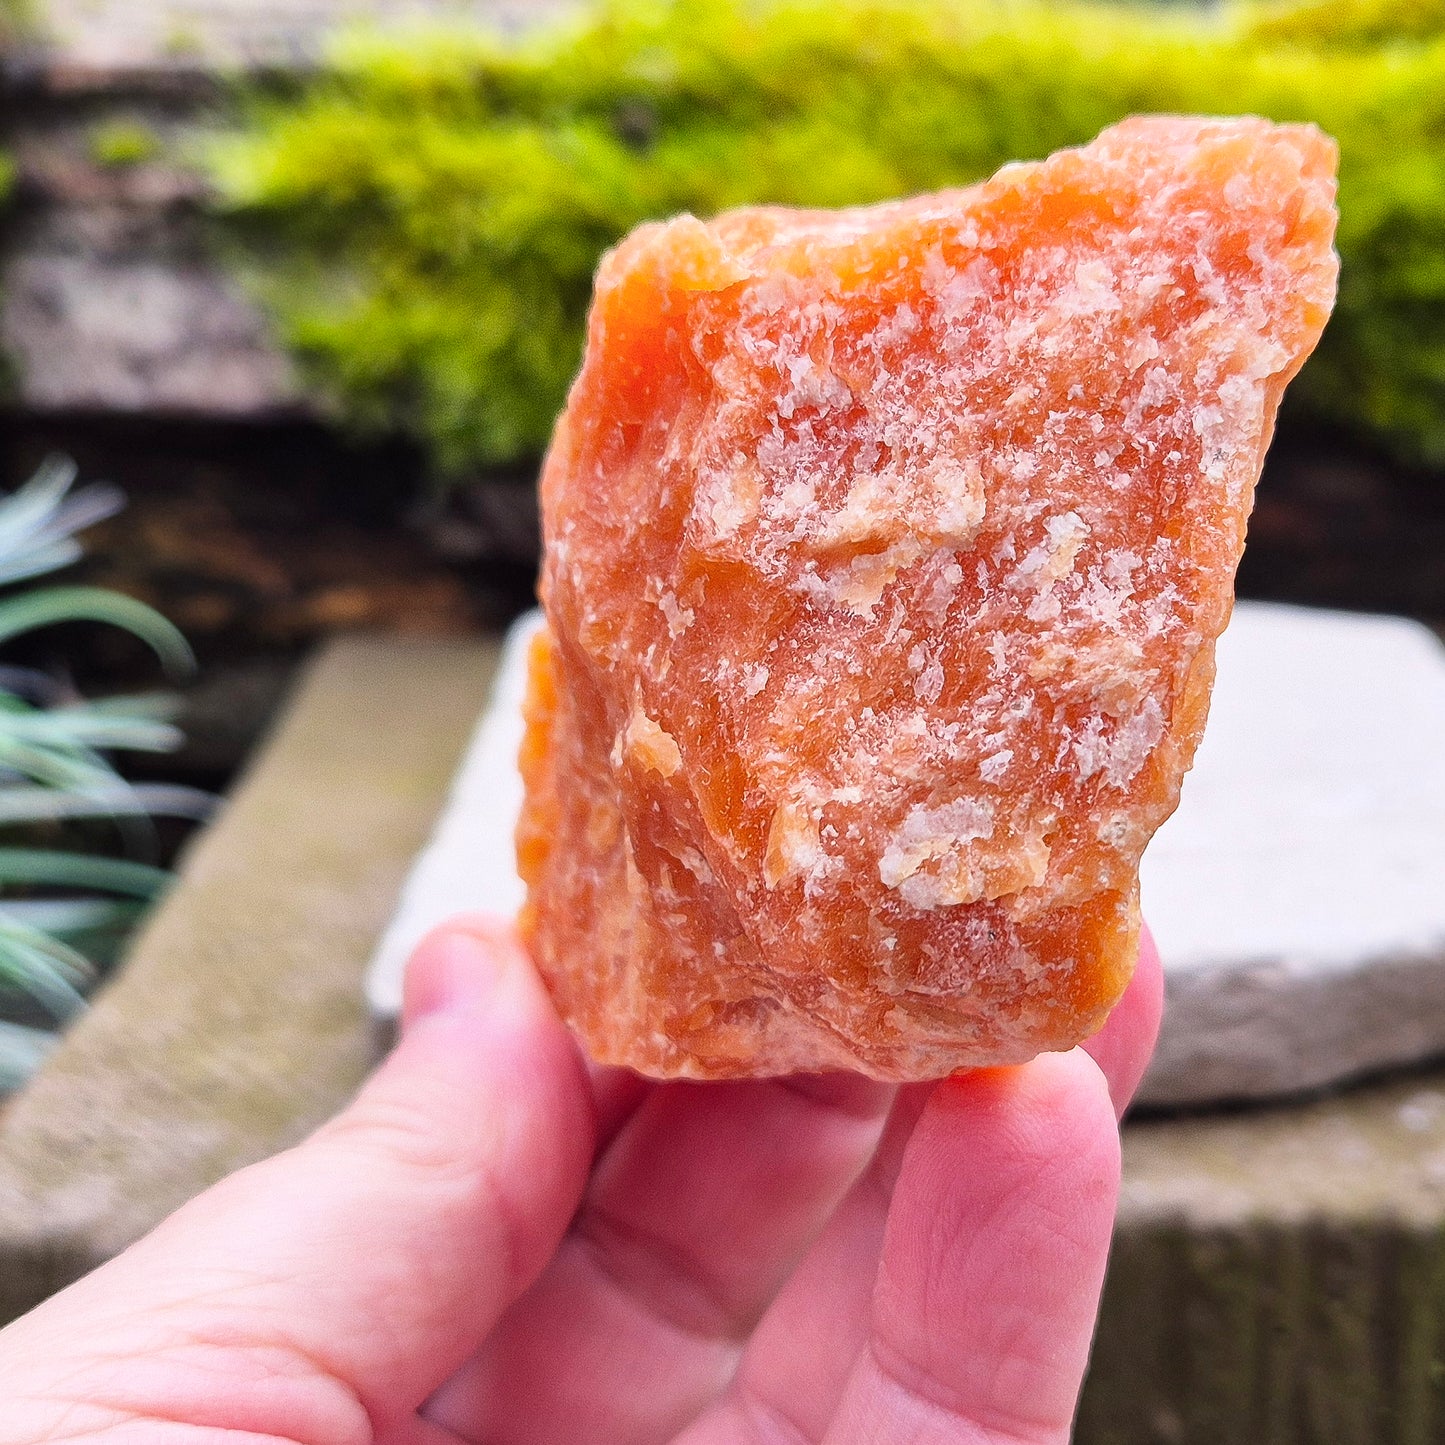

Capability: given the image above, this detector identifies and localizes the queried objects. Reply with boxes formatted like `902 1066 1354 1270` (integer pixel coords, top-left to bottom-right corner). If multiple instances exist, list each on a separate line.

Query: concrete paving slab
1141 603 1445 1105
1079 1070 1445 1443
366 602 1445 1108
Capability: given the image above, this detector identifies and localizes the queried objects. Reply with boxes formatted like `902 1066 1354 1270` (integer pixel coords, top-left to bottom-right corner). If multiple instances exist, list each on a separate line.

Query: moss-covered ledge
0 633 497 1325
1080 1078 1445 1443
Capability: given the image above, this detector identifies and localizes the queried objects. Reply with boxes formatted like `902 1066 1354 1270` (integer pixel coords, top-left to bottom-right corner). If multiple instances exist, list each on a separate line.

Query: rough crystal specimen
516 115 1339 1080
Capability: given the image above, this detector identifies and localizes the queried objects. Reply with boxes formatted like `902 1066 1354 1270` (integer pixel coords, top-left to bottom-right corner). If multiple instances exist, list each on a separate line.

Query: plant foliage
0 458 208 1089
210 0 1445 474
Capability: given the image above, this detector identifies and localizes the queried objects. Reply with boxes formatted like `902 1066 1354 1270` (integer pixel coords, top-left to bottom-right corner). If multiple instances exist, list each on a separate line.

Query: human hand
0 915 1161 1444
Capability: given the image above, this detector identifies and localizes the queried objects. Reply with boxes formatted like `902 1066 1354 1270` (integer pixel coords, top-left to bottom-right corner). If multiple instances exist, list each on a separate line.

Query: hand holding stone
0 917 1160 1444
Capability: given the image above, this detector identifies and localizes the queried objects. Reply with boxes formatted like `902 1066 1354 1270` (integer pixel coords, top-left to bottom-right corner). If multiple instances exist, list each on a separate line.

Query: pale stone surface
369 613 538 1016
1139 602 1445 1105
3 249 304 417
30 0 564 74
369 601 1445 1108
0 635 496 1325
0 122 304 419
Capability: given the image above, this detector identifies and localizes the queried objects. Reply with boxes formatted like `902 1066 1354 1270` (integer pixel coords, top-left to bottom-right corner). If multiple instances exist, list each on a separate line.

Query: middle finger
427 1070 894 1444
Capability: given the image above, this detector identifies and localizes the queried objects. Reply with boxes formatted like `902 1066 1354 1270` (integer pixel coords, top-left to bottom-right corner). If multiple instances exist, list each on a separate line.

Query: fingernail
402 920 513 1029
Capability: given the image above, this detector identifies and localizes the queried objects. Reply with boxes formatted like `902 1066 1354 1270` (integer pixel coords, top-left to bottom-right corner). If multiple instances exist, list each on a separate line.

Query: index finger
822 1050 1120 1444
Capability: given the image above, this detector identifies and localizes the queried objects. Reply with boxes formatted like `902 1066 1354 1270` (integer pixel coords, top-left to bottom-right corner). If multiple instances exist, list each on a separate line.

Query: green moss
0 0 23 197
211 0 1445 473
0 0 28 44
1241 0 1445 49
90 121 164 170
162 22 204 58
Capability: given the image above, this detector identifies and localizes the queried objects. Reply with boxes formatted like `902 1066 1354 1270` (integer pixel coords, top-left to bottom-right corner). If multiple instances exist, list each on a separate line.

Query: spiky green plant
0 0 25 195
211 0 1445 474
0 458 209 1090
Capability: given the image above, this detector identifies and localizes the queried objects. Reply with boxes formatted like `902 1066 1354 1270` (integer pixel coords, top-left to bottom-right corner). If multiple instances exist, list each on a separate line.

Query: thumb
0 919 595 1443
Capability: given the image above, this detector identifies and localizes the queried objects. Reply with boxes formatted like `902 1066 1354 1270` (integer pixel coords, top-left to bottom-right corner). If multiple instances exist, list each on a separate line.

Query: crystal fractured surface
518 115 1339 1079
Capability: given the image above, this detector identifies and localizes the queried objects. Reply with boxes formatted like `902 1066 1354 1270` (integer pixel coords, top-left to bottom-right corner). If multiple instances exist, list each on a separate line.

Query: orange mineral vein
517 115 1339 1080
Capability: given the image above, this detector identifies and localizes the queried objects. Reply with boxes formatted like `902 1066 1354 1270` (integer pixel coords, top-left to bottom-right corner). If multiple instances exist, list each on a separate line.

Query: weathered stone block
1 0 571 418
1079 1077 1445 1443
0 634 496 1324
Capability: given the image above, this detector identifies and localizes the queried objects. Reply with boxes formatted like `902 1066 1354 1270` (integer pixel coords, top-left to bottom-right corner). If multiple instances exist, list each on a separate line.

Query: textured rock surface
519 116 1339 1080
35 0 555 70
0 635 495 1325
0 112 302 419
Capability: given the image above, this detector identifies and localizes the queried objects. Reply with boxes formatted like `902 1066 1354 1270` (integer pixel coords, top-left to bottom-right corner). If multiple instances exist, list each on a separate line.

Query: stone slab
1079 1073 1445 1444
0 633 497 1325
367 602 1445 1108
1138 602 1445 1105
368 611 538 1016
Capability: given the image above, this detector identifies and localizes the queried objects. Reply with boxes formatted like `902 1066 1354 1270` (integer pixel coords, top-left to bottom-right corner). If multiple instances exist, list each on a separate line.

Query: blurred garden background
0 0 1443 1438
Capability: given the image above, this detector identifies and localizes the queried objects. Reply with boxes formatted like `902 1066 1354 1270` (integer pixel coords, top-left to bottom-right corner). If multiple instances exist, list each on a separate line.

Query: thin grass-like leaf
0 899 147 976
0 915 92 983
0 588 194 677
0 783 215 825
0 538 85 589
0 459 198 1077
0 667 66 706
0 457 79 554
0 897 145 936
0 457 124 564
86 692 183 721
0 517 131 591
0 709 184 753
0 1020 56 1092
0 848 172 898
46 481 126 544
0 735 116 792
0 917 92 1019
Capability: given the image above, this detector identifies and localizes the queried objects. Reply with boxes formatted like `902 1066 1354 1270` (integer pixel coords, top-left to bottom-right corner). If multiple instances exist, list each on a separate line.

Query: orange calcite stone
517 116 1338 1080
